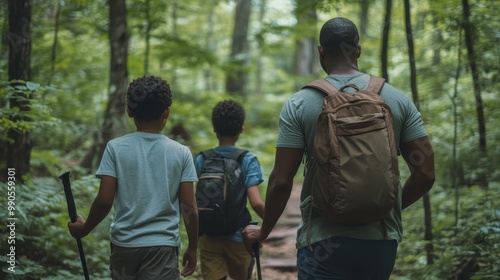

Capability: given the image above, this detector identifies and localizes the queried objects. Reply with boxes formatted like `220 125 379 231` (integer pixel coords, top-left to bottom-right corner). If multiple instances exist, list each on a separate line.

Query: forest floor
252 183 302 279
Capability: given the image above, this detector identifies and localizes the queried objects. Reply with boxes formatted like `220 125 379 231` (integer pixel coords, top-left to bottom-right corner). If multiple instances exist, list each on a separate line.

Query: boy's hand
67 214 89 239
181 247 197 277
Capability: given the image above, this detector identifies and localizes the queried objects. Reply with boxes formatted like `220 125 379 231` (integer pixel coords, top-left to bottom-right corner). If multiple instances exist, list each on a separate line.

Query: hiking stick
252 242 262 280
248 220 262 280
59 171 90 280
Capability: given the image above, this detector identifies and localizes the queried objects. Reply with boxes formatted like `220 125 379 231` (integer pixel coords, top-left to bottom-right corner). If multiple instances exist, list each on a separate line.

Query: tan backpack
303 75 399 225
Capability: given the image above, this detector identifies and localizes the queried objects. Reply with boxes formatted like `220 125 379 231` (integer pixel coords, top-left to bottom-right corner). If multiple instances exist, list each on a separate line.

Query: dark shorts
297 237 398 280
109 243 179 280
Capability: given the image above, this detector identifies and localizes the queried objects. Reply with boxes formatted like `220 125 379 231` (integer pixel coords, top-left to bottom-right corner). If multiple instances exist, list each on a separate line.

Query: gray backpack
302 75 399 224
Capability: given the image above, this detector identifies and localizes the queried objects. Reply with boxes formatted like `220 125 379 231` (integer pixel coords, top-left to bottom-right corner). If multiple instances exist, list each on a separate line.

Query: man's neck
327 65 359 75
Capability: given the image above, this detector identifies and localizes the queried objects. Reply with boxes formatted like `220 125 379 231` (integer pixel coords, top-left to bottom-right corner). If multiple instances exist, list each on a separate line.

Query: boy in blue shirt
195 100 265 280
68 75 199 279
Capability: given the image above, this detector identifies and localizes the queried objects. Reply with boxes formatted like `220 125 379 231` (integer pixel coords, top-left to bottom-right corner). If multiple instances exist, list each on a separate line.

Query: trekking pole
248 221 262 280
59 171 90 280
252 242 262 280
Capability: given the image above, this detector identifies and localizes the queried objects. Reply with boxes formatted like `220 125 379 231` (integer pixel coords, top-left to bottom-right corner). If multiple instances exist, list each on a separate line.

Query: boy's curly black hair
212 100 245 137
127 75 172 121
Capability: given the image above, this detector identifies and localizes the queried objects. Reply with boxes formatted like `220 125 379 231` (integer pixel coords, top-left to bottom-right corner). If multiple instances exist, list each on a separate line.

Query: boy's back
196 100 265 280
97 131 198 247
68 75 199 278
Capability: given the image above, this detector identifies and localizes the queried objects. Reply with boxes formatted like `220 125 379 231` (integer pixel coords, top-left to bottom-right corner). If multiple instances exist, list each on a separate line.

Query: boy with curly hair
195 100 265 280
68 75 199 279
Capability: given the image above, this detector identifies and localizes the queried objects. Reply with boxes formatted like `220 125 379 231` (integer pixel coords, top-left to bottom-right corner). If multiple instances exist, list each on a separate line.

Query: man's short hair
319 17 360 58
127 75 172 121
212 100 245 137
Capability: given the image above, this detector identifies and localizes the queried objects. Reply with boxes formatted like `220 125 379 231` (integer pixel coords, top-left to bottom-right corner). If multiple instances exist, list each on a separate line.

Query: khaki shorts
109 243 179 280
199 235 254 280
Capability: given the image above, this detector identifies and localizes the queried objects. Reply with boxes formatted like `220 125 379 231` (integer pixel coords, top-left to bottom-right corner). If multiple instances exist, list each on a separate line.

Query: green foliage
0 176 112 279
394 184 500 279
0 80 59 140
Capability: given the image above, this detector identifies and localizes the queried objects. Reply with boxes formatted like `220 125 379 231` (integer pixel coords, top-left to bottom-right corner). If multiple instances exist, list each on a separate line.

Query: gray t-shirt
276 72 427 248
96 131 198 247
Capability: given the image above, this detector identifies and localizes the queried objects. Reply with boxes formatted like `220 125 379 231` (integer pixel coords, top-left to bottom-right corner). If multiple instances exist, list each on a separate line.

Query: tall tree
255 0 266 95
381 0 391 81
461 0 487 176
225 0 252 97
3 0 33 182
293 0 318 89
203 0 219 92
359 0 370 36
143 0 151 74
404 0 434 264
101 0 129 157
170 0 179 86
83 0 129 168
49 0 61 84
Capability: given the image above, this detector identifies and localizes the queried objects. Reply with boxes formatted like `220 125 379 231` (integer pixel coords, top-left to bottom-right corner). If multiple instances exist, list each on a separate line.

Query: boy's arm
179 181 198 277
68 175 116 238
247 186 265 219
400 136 435 209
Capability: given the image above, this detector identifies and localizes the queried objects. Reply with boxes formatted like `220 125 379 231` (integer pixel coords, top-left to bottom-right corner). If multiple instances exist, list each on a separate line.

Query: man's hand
180 247 197 277
242 224 264 256
67 214 89 239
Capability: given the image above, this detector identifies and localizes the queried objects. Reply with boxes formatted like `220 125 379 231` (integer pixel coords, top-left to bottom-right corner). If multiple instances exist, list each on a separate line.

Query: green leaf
26 81 40 91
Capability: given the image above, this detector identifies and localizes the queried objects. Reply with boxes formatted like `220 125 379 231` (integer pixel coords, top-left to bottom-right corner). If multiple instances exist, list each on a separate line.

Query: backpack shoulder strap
200 149 215 160
228 148 249 164
302 78 340 96
365 75 386 95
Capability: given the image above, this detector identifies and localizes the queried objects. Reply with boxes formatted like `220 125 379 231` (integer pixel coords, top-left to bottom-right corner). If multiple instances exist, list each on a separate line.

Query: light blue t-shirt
195 145 264 243
276 72 428 249
96 131 198 248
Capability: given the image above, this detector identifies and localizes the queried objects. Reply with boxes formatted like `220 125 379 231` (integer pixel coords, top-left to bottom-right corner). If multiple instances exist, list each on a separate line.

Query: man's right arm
400 136 436 209
243 147 303 255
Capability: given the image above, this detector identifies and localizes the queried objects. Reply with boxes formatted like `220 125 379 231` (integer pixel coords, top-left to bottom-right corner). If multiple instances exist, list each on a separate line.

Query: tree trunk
461 0 487 184
1 1 8 81
293 0 318 90
204 0 218 92
101 0 130 154
404 0 419 109
3 0 33 182
49 0 61 84
359 0 370 36
83 0 129 169
255 0 266 95
404 0 434 265
144 0 150 75
431 13 442 66
225 0 252 97
451 29 462 231
170 0 179 86
381 0 391 81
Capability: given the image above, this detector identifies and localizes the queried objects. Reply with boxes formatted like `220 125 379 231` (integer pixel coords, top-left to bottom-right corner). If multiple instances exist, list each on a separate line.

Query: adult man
243 17 435 279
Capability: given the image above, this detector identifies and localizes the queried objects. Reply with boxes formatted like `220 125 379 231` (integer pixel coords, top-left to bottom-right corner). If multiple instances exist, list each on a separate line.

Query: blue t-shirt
277 72 428 249
195 145 264 243
96 132 198 247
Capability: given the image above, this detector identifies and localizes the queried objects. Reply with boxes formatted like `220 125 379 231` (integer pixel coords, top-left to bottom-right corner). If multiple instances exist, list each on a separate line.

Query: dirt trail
257 184 302 279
